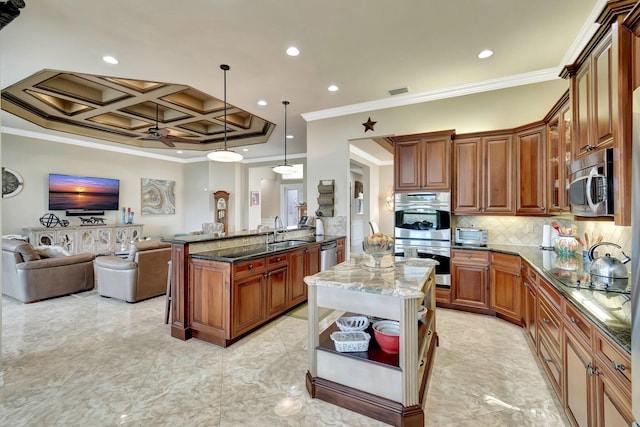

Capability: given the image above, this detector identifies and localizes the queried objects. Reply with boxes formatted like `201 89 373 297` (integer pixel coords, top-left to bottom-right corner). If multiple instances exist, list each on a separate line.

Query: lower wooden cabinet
336 238 345 264
232 269 267 337
450 249 490 311
522 261 537 347
564 328 594 427
489 253 522 323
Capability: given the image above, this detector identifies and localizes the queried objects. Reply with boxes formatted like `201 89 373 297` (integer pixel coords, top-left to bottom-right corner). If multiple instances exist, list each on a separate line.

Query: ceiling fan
139 104 198 148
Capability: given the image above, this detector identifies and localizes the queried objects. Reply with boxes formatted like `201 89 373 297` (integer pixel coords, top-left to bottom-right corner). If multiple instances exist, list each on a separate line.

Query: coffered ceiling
0 0 601 163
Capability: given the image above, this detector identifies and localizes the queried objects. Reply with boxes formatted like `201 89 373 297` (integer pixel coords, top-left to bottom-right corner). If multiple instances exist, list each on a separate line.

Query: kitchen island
305 255 437 427
163 227 345 347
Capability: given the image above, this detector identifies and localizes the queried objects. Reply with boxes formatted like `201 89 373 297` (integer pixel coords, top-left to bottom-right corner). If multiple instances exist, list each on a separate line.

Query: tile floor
0 291 570 426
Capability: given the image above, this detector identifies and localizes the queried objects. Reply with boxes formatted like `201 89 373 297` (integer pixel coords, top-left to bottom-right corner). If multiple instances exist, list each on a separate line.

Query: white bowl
336 316 369 332
417 305 427 320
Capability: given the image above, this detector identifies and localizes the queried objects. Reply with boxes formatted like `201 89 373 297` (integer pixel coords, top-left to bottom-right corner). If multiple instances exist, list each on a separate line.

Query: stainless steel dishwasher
320 241 337 271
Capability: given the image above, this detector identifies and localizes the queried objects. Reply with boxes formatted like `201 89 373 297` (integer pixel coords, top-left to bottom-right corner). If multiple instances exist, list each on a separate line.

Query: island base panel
306 371 425 427
170 323 192 341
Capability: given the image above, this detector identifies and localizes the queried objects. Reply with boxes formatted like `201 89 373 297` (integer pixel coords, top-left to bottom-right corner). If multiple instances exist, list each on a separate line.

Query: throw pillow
34 245 71 258
14 241 41 261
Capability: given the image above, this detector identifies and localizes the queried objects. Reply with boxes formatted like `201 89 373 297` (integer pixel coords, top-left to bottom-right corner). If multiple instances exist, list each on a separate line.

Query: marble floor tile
1 292 569 426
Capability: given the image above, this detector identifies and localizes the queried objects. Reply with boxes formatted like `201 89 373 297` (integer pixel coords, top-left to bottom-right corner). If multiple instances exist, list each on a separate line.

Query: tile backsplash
453 216 632 257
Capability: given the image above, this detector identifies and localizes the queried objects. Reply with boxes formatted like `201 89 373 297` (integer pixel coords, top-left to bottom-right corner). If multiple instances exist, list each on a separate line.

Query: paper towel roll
541 224 552 248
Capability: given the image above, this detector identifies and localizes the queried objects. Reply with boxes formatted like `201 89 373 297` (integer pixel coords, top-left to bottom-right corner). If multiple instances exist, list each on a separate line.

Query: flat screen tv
48 173 120 211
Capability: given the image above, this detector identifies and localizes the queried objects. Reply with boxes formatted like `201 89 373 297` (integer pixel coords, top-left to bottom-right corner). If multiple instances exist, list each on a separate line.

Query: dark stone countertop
190 235 345 263
452 244 631 353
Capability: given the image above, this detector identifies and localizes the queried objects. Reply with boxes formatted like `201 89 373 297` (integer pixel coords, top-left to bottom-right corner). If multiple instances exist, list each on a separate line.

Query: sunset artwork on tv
48 174 120 211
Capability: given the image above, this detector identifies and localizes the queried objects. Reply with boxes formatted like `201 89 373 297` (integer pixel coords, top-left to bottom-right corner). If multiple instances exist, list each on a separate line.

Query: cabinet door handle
515 274 521 278
427 330 432 336
542 318 550 324
544 357 553 363
276 257 282 262
523 282 529 288
419 359 425 367
569 316 579 324
248 264 254 270
540 206 546 212
612 361 626 371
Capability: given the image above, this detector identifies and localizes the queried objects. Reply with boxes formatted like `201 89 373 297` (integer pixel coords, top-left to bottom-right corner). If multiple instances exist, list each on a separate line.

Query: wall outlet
526 223 534 233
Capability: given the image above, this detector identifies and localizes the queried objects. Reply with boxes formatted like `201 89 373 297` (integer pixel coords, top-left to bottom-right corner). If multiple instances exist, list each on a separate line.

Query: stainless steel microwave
568 148 613 217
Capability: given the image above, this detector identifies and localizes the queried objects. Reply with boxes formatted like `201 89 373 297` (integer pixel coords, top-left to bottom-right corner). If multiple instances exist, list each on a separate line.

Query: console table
24 224 143 255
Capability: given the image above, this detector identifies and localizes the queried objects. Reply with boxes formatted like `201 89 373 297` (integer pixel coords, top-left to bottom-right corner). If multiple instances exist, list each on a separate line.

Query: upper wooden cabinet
514 123 547 215
453 132 514 215
393 130 453 192
561 0 635 226
544 92 572 214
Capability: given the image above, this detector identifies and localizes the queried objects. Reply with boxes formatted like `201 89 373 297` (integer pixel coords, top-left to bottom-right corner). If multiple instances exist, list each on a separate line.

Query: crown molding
302 68 561 122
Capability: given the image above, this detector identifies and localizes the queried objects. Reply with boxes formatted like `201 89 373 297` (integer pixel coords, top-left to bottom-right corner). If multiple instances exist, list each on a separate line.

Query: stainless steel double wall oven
394 192 451 289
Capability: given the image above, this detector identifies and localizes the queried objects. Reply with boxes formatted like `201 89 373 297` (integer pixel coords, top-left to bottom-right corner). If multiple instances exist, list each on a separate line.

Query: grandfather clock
213 190 229 233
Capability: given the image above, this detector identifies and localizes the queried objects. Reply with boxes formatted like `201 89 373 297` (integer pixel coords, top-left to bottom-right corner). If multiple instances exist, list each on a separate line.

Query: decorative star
362 117 376 132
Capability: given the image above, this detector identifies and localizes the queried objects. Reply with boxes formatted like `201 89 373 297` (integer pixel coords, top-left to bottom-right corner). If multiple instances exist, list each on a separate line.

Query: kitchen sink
267 240 308 250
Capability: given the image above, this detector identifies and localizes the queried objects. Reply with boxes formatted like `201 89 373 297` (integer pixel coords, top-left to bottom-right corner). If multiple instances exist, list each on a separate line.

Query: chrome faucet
274 216 283 241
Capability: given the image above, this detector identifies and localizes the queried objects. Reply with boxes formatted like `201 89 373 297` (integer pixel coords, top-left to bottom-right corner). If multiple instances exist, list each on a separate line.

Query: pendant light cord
283 100 289 163
221 64 230 150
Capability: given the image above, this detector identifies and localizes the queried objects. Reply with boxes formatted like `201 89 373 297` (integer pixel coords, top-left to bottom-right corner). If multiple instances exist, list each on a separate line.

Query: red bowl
372 320 400 354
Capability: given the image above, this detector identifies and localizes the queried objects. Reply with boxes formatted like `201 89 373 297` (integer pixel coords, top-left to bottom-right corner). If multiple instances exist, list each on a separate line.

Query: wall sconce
385 194 394 211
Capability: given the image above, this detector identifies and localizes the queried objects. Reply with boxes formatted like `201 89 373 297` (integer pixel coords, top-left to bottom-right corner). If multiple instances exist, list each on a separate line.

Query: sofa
2 238 95 303
94 239 171 303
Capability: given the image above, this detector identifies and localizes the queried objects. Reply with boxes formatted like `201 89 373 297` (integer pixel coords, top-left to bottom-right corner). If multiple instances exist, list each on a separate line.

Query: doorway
280 183 303 227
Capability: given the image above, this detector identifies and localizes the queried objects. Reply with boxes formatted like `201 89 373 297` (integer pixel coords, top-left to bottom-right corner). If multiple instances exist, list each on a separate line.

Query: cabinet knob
515 274 521 278
540 206 546 212
612 361 626 371
569 316 579 324
542 318 550 324
248 264 254 269
544 357 553 364
427 330 432 336
276 257 281 262
523 282 529 288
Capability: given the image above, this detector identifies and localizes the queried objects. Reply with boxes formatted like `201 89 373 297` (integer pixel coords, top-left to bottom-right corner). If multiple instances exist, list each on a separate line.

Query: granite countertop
162 225 316 244
190 234 345 263
304 255 438 300
453 244 631 353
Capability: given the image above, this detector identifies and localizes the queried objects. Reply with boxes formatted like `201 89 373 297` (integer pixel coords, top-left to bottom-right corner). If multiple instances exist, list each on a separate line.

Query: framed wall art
141 178 176 215
250 191 260 207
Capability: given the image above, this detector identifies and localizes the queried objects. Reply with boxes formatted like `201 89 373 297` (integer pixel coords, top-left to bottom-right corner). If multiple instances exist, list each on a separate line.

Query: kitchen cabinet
561 295 633 427
561 1 633 226
521 261 537 347
514 123 547 215
232 258 267 336
489 252 522 323
305 257 437 426
265 253 289 319
544 92 572 213
336 238 345 264
450 249 491 312
288 243 320 306
393 130 453 192
564 327 595 427
453 132 514 214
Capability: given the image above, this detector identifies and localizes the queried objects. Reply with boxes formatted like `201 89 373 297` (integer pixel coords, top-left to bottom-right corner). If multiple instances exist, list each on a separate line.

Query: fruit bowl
372 320 400 354
336 316 369 332
363 233 394 269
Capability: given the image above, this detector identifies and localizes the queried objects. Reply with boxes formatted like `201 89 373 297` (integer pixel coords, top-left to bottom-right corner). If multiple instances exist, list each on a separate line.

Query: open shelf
317 310 435 370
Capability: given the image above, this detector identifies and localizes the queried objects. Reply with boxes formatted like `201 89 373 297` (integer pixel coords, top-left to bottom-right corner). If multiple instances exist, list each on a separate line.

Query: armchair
94 239 171 303
2 239 95 303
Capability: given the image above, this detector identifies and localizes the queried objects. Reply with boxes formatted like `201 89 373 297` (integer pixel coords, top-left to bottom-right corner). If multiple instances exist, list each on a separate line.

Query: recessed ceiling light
286 47 300 56
286 135 294 139
102 55 119 64
328 85 339 92
257 100 267 106
242 148 249 152
477 49 494 59
176 150 183 154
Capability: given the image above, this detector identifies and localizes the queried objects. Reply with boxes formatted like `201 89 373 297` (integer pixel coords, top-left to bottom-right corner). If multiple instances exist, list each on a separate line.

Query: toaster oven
454 227 488 246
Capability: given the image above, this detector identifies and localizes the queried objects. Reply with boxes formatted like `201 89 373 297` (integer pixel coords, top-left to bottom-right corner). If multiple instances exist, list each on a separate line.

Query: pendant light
272 100 296 174
207 64 243 162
